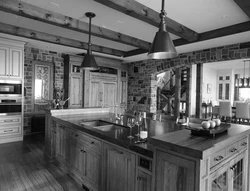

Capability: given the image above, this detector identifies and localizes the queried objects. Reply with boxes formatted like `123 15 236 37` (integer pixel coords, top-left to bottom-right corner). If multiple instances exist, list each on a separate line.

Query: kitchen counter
149 123 250 159
51 113 185 158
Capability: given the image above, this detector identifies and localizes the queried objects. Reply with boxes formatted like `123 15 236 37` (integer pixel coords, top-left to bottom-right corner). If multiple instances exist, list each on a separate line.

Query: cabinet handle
91 141 94 144
112 148 123 155
214 155 223 161
241 142 247 146
229 148 237 153
75 134 78 137
80 149 84 152
4 129 13 132
137 177 141 180
230 164 237 171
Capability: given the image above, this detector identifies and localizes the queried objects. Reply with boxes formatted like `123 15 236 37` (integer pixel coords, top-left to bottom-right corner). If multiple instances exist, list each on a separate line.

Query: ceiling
0 0 249 63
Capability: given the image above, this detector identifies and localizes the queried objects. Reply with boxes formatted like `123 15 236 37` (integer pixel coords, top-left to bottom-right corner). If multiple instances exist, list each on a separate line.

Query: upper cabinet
0 37 25 79
217 69 234 103
63 55 83 108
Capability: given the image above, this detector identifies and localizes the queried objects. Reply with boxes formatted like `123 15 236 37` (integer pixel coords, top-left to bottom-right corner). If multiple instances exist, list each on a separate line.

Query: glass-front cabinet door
210 150 247 191
218 75 231 101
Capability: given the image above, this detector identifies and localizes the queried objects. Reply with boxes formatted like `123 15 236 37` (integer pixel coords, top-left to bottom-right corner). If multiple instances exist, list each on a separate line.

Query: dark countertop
149 123 250 159
51 113 185 158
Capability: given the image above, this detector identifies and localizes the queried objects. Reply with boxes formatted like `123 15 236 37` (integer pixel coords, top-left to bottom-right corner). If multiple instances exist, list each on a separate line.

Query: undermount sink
80 120 111 127
93 124 125 132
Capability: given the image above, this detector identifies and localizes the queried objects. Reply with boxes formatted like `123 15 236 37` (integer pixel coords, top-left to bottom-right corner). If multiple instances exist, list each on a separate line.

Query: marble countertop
51 113 185 158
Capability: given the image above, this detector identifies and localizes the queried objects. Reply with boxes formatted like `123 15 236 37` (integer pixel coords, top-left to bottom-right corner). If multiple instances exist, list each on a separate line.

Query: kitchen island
45 108 250 191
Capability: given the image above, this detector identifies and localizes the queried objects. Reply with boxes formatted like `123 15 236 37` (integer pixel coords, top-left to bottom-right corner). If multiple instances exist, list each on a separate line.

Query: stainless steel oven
0 79 22 96
0 97 22 115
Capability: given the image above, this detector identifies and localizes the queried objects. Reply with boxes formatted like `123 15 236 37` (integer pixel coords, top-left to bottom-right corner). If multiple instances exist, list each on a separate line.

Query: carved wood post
174 68 181 119
186 67 192 117
196 63 203 118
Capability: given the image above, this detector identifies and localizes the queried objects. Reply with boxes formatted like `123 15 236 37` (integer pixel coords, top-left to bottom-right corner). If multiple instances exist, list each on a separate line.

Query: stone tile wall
23 46 64 134
128 42 250 113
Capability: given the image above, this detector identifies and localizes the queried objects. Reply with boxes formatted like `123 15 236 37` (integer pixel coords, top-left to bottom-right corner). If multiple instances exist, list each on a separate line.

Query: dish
185 123 231 137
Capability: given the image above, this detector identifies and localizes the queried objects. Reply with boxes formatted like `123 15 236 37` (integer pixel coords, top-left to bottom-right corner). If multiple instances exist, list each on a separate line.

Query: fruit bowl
185 122 231 137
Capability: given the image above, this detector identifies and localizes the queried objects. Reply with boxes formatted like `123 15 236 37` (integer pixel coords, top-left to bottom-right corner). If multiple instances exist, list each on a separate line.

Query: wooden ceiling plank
124 21 250 57
0 0 150 50
0 22 124 57
93 0 199 42
234 0 250 18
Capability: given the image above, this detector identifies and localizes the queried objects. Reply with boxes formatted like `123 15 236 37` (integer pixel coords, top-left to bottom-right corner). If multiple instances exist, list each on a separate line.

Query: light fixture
243 60 248 87
148 0 178 59
80 12 99 70
248 60 250 87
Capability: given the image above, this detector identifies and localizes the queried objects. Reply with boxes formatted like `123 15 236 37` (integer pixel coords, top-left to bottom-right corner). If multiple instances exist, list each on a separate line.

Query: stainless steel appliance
0 79 22 96
0 97 22 115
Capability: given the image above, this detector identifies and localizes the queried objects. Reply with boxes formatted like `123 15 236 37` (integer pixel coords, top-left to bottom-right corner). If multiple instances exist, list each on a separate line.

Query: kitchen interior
1 0 250 191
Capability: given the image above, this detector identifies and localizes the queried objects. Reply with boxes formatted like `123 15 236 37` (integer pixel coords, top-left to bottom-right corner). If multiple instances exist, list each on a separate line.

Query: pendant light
80 12 99 70
248 60 250 87
148 0 178 59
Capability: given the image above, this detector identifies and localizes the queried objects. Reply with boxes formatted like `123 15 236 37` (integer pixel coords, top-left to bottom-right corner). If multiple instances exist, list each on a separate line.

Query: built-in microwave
0 80 22 95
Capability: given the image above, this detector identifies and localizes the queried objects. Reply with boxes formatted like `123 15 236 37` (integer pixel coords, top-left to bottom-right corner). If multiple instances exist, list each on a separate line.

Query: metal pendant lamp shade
148 0 178 59
81 12 99 70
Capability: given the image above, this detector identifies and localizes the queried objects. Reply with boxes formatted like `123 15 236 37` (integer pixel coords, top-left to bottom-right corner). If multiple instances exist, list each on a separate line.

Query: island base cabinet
155 149 196 191
103 143 136 191
210 150 248 191
136 169 152 191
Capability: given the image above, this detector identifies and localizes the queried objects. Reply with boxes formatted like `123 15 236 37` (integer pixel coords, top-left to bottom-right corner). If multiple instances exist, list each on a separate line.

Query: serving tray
185 123 231 137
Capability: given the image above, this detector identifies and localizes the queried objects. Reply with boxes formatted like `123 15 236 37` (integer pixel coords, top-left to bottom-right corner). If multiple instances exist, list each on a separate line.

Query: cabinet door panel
84 148 102 188
155 150 195 191
104 144 135 191
70 75 82 107
0 47 9 77
103 82 117 106
70 141 84 177
9 48 22 78
137 169 151 191
90 81 101 107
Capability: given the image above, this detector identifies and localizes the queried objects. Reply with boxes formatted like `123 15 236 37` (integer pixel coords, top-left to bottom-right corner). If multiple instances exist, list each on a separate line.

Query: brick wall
23 46 64 134
128 42 250 113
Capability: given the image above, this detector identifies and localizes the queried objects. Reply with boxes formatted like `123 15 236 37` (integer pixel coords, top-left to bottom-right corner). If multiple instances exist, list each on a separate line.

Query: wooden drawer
0 125 21 136
70 130 102 152
238 137 248 151
0 116 21 125
210 148 226 167
83 135 102 152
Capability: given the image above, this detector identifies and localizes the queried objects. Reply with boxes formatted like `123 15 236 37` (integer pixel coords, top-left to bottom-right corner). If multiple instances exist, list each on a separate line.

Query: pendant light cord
88 17 92 47
160 0 166 19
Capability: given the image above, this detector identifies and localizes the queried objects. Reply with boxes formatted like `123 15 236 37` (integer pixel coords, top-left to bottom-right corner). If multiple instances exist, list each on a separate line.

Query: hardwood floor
0 133 83 191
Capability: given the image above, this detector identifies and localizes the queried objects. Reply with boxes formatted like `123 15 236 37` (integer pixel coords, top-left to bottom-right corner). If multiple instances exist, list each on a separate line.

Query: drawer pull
91 141 94 144
75 134 78 137
137 177 141 180
4 120 13 122
214 155 224 161
4 129 13 132
229 148 237 153
241 142 247 146
112 148 123 155
80 149 84 152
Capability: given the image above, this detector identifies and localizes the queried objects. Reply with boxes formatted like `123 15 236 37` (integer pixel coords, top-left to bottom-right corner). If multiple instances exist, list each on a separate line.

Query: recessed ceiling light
221 15 228 19
117 20 124 24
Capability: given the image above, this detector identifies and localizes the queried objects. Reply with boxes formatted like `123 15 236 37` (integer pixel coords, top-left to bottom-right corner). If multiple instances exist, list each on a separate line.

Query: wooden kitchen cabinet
103 143 136 191
155 150 196 191
55 124 69 166
0 38 24 79
136 169 152 191
69 129 102 191
63 54 83 108
87 72 118 107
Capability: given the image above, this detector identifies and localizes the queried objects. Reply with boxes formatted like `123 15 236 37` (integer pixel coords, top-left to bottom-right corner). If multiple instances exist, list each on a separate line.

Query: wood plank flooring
0 133 83 191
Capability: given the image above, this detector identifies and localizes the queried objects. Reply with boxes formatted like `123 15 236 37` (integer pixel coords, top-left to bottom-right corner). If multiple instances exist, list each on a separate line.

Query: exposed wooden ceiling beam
124 21 250 57
0 0 151 50
0 22 124 57
234 0 250 18
93 0 199 42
